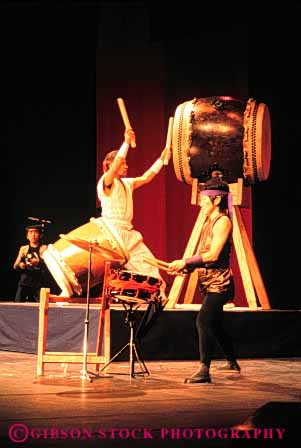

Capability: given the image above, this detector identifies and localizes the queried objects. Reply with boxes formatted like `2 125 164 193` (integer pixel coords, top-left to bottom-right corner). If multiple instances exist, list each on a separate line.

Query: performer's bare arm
132 147 171 190
168 216 232 273
13 244 48 270
103 129 135 191
13 246 28 270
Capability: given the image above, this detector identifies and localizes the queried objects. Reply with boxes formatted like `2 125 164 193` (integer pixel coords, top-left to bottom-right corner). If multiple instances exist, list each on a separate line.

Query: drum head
112 294 150 305
172 96 271 185
243 99 271 183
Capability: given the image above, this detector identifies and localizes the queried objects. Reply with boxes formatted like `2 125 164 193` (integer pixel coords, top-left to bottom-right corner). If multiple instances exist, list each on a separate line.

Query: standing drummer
167 177 240 384
96 128 169 306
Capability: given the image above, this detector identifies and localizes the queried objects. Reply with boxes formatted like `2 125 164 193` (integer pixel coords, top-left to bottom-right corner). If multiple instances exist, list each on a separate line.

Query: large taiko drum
43 218 129 297
107 269 162 305
172 96 271 185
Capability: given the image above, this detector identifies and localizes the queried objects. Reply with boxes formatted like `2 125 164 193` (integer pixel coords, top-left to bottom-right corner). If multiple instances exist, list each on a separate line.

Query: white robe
97 175 161 280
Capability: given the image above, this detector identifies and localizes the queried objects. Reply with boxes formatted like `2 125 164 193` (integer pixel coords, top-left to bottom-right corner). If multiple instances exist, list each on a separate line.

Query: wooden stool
37 265 112 376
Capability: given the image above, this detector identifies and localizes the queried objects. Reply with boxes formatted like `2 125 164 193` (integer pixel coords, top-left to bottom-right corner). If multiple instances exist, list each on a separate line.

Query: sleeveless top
19 245 44 287
197 213 234 295
198 213 232 269
24 245 43 269
97 176 135 230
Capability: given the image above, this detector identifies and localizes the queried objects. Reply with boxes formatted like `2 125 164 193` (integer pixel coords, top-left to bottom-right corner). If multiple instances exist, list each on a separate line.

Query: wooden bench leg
37 288 50 376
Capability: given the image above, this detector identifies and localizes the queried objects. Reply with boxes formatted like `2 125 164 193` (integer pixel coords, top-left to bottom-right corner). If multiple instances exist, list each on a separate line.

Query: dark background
2 2 300 309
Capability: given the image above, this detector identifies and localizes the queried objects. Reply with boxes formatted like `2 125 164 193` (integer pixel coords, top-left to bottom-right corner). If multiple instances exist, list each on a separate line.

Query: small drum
43 218 129 296
107 269 162 305
172 96 271 185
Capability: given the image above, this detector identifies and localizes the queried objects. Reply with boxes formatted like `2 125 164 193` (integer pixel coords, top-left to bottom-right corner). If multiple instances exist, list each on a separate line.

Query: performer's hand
30 258 40 267
168 259 186 274
160 147 171 163
124 128 136 146
19 261 26 270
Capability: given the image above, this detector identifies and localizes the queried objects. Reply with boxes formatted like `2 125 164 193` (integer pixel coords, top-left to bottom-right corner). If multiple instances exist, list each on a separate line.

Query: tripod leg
99 343 130 373
129 322 134 377
133 343 149 377
81 320 93 382
129 321 149 377
99 303 149 378
81 242 94 382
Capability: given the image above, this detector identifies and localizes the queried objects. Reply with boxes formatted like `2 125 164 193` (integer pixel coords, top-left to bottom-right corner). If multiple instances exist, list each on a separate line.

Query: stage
1 302 301 447
0 352 300 448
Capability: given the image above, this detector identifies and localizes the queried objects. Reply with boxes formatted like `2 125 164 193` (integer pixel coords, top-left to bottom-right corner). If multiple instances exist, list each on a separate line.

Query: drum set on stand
42 217 163 381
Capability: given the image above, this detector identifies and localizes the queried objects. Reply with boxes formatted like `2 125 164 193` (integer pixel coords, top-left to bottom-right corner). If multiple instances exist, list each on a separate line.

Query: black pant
14 284 40 302
196 291 236 367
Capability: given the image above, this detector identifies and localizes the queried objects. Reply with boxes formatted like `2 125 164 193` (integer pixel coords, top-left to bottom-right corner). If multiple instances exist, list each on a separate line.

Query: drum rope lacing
177 102 186 183
250 100 259 182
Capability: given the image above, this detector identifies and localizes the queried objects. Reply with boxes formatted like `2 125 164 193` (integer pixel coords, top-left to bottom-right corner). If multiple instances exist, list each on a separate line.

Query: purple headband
200 189 233 220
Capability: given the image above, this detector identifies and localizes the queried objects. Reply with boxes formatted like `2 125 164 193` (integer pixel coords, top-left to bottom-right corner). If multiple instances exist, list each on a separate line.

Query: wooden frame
36 262 112 376
166 179 271 310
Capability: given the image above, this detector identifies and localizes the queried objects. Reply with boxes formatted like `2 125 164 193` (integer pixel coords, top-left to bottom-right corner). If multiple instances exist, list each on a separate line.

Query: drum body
107 269 162 305
172 97 271 184
43 218 128 297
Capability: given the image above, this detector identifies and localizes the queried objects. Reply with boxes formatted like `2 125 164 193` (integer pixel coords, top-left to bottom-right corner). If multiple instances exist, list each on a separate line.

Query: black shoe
184 368 212 384
216 360 241 372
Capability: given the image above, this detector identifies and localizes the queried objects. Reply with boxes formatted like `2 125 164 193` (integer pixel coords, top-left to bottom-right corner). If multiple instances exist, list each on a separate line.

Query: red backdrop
96 47 252 306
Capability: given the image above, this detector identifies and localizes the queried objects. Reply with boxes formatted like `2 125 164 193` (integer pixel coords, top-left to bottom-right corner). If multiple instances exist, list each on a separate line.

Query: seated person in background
13 225 48 302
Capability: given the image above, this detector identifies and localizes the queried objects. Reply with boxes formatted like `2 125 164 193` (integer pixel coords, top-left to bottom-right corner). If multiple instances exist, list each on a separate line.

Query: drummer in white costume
96 128 169 303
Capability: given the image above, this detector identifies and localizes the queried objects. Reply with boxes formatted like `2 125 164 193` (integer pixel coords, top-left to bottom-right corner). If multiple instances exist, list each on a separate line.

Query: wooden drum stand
164 178 271 310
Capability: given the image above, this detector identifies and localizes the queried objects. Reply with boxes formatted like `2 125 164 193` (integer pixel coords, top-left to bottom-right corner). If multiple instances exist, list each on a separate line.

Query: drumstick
163 116 174 165
142 256 185 277
142 256 170 270
142 257 170 272
117 97 136 148
143 255 170 268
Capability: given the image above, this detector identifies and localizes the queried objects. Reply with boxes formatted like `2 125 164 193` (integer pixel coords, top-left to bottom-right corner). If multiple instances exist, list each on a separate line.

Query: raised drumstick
163 116 174 165
117 97 136 148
